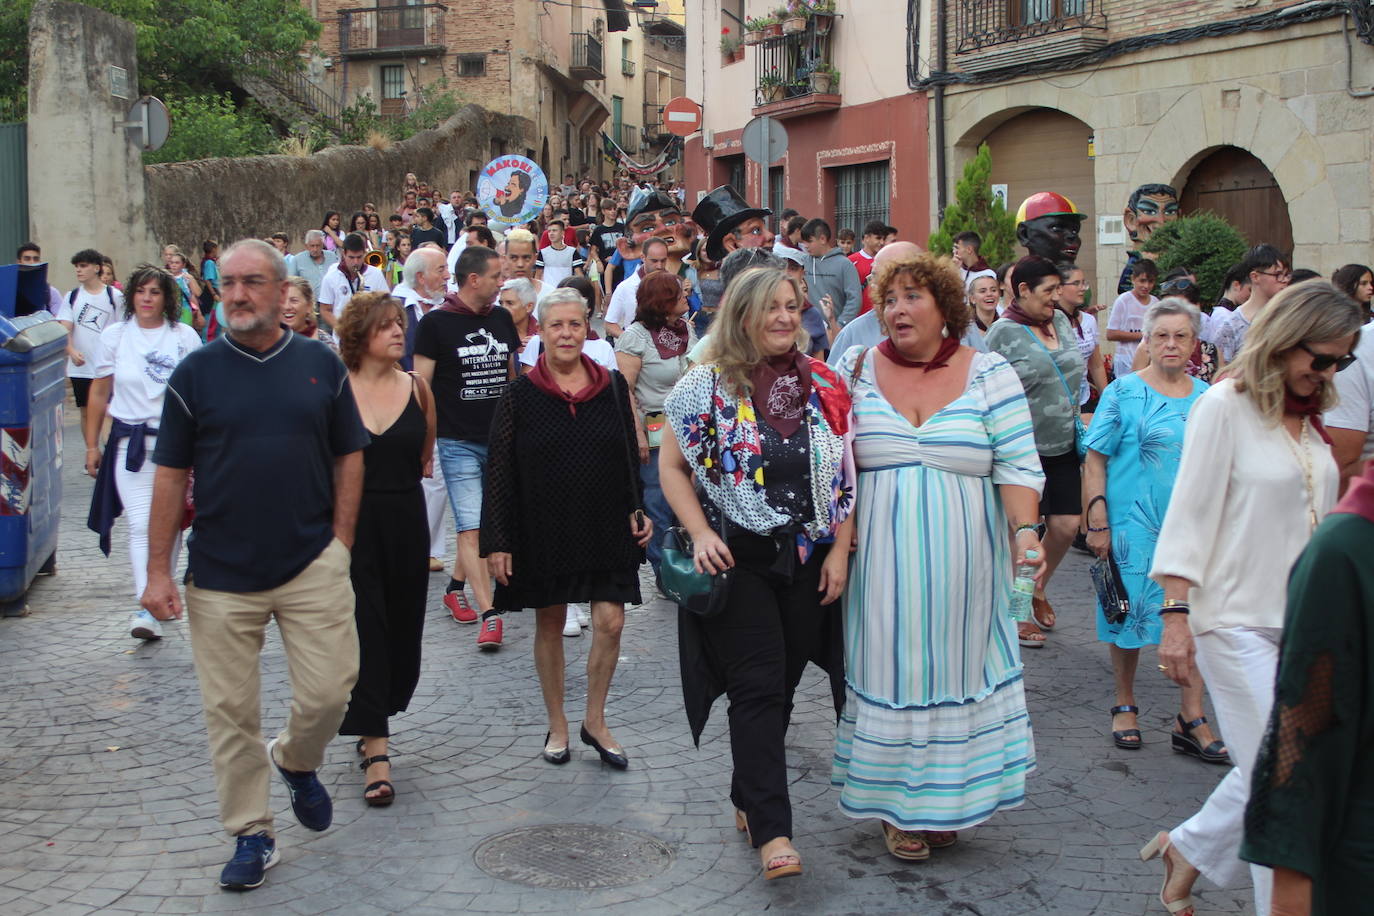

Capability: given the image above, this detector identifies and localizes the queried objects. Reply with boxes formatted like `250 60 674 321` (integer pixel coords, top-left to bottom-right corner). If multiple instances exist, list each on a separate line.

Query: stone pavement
0 410 1258 915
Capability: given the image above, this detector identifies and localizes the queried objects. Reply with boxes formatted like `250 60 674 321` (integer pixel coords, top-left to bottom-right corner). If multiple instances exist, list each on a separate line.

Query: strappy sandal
1017 620 1047 649
881 822 931 861
1172 715 1230 765
922 830 957 849
761 842 802 880
1140 831 1197 914
354 738 365 756
1032 596 1056 631
361 754 395 807
1110 704 1143 749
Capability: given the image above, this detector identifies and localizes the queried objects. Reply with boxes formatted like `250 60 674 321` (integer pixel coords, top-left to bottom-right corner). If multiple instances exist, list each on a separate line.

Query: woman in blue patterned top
832 253 1045 862
1082 298 1227 763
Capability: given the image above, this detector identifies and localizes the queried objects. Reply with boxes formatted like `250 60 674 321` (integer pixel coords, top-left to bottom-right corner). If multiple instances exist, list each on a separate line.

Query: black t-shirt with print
589 222 626 263
413 307 521 442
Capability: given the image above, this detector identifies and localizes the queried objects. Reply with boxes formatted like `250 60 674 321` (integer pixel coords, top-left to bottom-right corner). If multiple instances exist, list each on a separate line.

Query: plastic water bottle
1010 550 1039 622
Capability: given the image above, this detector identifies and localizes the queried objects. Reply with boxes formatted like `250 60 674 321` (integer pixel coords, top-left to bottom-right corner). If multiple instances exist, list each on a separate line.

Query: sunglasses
1160 278 1196 293
1299 342 1357 372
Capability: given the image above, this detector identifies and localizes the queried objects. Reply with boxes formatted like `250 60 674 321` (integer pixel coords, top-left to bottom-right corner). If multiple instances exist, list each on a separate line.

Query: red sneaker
444 591 478 624
477 612 503 651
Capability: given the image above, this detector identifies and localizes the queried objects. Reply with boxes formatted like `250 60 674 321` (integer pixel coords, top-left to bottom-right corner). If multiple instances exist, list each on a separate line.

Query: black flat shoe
542 731 570 765
1110 704 1143 749
1172 714 1230 765
580 724 628 769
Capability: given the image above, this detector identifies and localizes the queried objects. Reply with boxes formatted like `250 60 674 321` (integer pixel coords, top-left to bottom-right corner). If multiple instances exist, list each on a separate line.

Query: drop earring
941 325 950 339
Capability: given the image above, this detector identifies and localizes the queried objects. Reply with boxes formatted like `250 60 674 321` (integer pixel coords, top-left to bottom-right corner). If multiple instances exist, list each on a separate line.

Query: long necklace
1283 418 1319 532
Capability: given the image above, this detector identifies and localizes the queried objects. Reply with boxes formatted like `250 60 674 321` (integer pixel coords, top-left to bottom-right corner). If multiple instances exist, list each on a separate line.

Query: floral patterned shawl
664 358 855 559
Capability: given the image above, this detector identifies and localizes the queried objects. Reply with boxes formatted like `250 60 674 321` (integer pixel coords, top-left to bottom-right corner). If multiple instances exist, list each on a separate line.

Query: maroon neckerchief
439 291 492 317
1285 389 1334 446
1059 305 1087 339
1334 461 1374 523
527 353 609 416
966 256 991 273
749 348 811 439
650 318 690 360
878 335 960 373
1003 299 1053 330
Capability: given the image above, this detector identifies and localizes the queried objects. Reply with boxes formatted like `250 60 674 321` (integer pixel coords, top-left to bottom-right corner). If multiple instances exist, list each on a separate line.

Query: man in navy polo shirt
141 238 370 892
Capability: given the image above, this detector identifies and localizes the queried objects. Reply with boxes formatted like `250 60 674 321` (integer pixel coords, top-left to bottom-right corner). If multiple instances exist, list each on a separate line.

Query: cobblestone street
0 410 1256 915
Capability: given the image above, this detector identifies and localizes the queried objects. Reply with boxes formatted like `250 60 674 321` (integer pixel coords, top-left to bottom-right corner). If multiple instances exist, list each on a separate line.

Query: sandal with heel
1172 714 1230 765
360 754 395 807
881 821 931 861
1110 704 1143 749
1140 831 1196 914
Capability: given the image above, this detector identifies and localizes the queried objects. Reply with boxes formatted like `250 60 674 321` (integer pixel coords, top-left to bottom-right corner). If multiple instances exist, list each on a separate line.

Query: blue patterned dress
832 347 1045 831
1083 372 1208 648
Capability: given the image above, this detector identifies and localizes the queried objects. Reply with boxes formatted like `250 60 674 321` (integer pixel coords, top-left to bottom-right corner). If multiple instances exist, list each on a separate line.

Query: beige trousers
186 538 359 837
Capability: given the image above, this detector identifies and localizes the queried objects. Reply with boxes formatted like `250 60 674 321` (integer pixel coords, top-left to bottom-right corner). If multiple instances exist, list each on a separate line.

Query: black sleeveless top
362 392 425 494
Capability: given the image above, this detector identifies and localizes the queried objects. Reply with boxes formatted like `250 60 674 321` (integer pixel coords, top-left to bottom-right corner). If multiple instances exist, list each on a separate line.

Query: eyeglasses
1255 269 1291 281
1062 279 1091 291
1299 342 1357 372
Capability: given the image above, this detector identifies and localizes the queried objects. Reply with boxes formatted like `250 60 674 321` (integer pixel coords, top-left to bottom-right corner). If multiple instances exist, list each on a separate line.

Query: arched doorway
981 108 1096 286
1180 147 1293 257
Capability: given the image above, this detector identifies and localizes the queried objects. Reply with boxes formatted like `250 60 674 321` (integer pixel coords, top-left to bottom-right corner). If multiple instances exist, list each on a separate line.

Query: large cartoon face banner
477 155 548 229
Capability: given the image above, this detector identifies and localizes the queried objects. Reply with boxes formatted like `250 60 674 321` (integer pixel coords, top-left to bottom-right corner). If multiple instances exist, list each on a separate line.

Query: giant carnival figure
1117 183 1180 293
1016 192 1087 264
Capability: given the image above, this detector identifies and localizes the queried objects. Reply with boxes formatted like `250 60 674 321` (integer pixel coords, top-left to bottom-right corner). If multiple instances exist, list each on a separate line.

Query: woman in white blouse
1143 280 1362 916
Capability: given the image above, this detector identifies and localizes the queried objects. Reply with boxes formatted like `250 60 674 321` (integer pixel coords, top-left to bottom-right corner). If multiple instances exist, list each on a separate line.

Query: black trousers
699 534 832 848
338 488 429 738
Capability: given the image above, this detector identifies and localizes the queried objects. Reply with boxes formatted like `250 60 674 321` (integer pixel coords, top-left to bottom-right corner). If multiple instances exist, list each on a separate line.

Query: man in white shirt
55 247 124 423
1106 259 1159 376
438 191 465 248
317 232 389 327
288 230 338 299
534 219 585 288
604 237 669 338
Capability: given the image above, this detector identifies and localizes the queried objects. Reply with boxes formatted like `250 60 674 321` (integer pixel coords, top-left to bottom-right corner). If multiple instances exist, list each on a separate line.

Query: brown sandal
1032 596 1056 630
923 830 958 849
1017 620 1047 649
761 841 802 880
881 822 931 861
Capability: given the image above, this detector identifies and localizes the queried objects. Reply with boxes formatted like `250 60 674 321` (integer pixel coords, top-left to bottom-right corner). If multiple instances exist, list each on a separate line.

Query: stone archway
1179 146 1293 256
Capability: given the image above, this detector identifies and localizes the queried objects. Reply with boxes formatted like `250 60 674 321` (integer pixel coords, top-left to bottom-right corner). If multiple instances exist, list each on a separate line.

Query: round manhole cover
474 824 674 889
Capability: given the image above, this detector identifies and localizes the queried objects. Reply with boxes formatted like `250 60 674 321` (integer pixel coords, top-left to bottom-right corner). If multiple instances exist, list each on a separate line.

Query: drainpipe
934 0 948 218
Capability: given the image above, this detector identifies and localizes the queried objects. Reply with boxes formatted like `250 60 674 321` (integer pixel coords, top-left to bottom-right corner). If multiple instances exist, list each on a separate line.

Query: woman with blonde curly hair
1142 280 1362 916
660 266 856 881
334 291 436 808
281 276 337 350
831 252 1045 862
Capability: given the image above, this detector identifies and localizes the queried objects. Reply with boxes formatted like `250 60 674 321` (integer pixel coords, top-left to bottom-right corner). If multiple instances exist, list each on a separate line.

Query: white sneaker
562 607 582 637
130 609 163 640
573 603 591 628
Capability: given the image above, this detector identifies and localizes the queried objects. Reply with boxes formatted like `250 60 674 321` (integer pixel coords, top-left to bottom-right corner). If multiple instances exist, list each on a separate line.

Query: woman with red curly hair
615 269 696 577
832 253 1045 862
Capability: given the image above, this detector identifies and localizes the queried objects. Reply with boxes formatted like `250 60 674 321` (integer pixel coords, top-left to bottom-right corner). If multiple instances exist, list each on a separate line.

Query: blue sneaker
266 737 332 831
218 832 278 890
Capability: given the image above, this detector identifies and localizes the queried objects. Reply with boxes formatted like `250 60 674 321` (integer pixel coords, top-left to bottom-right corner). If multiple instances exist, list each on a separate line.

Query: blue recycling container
0 263 69 607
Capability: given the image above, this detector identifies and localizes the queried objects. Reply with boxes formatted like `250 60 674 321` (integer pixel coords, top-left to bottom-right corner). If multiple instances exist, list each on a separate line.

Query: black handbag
1091 551 1130 626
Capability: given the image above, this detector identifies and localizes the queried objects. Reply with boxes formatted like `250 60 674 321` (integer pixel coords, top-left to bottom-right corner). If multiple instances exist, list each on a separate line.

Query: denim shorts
436 438 488 533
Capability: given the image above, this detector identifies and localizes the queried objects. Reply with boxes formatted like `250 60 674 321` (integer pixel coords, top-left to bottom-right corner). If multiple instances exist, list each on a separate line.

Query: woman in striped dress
832 253 1046 861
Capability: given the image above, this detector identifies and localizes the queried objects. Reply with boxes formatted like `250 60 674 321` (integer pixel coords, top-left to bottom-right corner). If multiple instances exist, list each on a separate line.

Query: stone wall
143 104 528 259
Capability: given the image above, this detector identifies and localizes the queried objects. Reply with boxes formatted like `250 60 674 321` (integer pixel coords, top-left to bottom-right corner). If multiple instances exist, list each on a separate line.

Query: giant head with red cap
1015 191 1087 264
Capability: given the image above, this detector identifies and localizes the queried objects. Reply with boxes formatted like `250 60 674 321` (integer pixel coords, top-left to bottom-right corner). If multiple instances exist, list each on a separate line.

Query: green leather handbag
660 521 732 618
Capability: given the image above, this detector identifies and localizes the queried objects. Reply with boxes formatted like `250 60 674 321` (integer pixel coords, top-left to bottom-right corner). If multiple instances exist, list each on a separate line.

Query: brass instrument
364 250 386 269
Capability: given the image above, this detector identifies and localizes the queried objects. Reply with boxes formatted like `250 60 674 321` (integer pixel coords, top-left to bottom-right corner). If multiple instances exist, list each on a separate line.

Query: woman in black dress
335 291 436 806
482 288 653 768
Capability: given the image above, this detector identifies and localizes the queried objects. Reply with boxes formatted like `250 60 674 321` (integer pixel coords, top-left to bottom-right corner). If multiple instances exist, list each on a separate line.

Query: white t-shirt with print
57 284 124 378
317 263 390 317
1107 291 1156 377
91 321 202 425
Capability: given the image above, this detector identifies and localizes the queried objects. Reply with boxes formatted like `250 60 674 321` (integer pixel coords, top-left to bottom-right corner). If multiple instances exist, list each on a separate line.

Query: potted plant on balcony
810 0 836 34
762 14 783 38
743 17 767 45
809 62 839 94
759 68 785 103
721 33 743 62
781 1 809 34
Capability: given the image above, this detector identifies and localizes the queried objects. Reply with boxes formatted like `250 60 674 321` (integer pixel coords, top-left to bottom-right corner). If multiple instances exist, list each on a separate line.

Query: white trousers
422 458 448 559
114 438 182 601
1170 625 1280 916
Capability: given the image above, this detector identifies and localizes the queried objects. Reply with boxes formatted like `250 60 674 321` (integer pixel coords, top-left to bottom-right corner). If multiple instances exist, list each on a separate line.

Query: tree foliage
927 144 1017 269
2 0 320 120
1141 212 1248 304
142 93 277 164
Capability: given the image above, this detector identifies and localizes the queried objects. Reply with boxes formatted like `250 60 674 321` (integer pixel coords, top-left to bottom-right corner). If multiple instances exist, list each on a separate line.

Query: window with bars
458 54 486 77
769 167 785 231
725 156 746 198
381 65 406 99
832 161 890 236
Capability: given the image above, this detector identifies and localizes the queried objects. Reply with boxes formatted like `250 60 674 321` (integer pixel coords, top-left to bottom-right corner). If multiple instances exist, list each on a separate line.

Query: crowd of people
11 168 1373 913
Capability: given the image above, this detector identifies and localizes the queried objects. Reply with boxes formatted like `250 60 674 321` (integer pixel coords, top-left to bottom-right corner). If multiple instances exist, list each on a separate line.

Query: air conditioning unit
703 129 714 149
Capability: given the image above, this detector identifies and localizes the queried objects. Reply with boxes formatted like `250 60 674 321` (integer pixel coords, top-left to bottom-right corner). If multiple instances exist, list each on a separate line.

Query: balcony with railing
955 0 1107 70
750 17 841 120
338 4 448 59
644 103 668 144
570 33 605 80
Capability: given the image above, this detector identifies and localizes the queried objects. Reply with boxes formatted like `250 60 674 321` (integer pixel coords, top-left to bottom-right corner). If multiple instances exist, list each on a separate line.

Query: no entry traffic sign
662 97 703 137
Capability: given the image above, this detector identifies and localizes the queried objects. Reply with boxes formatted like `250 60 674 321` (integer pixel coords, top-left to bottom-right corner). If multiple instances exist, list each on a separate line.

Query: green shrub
1141 212 1248 304
143 93 277 164
928 144 1017 269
